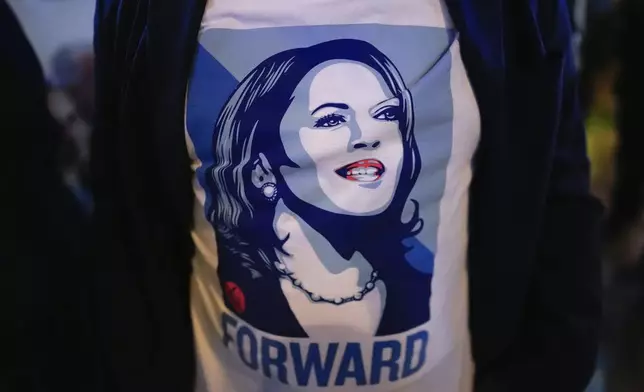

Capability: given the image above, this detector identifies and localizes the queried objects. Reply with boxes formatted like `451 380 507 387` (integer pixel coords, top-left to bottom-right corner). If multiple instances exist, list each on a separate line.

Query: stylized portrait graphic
206 39 434 338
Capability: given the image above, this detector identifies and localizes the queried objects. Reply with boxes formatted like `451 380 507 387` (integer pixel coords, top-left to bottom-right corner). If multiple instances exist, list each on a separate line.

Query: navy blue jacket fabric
91 1 603 391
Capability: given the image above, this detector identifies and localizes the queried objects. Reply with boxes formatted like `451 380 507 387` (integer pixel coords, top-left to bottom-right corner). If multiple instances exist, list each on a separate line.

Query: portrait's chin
330 194 392 217
289 174 394 216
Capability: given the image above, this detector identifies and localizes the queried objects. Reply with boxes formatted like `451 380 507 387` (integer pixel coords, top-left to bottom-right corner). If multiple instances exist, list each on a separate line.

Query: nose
352 140 381 150
349 118 381 151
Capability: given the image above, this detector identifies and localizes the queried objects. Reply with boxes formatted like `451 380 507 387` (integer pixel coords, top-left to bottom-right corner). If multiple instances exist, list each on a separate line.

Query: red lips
335 159 385 182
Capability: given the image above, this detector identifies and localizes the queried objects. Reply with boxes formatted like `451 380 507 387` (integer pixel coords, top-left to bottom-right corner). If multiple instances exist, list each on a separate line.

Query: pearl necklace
274 261 380 305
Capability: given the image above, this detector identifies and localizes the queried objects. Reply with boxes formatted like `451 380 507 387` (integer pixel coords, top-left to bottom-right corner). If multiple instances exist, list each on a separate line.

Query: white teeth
342 165 382 182
349 167 378 176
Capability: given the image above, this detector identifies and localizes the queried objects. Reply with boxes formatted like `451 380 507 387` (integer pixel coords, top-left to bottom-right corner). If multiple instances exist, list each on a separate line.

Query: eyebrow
370 96 401 114
373 96 400 108
310 102 349 115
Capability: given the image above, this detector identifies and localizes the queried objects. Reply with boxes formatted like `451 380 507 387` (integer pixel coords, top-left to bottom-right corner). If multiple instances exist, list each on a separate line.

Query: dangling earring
261 182 278 202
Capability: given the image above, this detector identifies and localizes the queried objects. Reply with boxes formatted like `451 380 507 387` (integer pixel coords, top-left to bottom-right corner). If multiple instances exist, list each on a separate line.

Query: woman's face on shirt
279 60 404 215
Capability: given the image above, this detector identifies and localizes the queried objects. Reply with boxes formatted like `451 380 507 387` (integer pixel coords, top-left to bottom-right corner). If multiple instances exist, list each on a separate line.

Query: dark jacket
91 1 603 391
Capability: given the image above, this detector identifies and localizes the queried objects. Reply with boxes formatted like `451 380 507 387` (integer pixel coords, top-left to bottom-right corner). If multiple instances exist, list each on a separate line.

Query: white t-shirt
185 0 480 391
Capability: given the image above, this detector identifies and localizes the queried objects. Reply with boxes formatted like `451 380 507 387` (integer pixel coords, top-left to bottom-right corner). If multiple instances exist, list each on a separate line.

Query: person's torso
185 0 480 390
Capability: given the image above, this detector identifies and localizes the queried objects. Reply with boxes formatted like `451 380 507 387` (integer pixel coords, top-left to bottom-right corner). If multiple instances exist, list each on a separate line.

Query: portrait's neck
277 192 364 258
272 199 379 305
